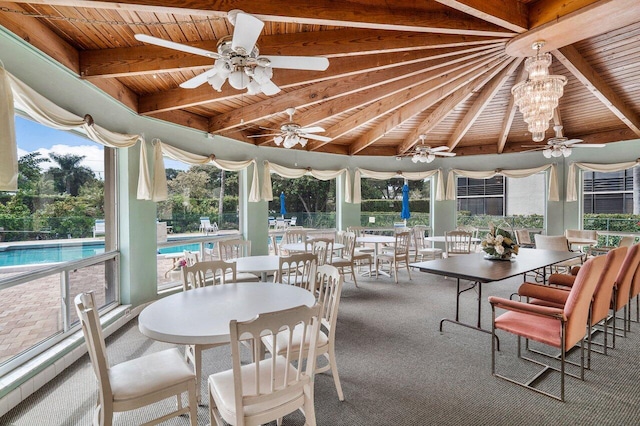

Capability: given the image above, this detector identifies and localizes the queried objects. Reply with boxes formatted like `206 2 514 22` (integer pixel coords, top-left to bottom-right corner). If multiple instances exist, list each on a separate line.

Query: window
0 115 117 374
156 162 240 290
268 174 336 229
456 174 545 230
582 169 640 238
360 177 431 229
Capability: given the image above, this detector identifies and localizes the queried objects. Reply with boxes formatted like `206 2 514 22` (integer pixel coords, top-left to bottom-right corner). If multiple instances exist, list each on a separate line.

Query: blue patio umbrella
401 184 411 220
280 192 287 216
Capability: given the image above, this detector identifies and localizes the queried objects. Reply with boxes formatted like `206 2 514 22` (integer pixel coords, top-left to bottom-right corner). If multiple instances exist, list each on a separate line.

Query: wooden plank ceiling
1 0 639 158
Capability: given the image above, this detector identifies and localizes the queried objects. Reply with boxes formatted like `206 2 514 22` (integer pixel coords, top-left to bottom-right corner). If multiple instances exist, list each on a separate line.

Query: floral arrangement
173 259 187 271
481 223 519 259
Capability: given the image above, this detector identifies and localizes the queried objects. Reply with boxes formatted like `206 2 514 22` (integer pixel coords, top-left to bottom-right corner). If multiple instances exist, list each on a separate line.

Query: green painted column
243 162 269 255
338 171 361 230
117 142 159 306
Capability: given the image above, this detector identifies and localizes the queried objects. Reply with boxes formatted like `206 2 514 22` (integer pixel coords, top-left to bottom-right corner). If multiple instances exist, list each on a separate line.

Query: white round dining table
138 282 316 346
235 255 280 281
355 235 396 277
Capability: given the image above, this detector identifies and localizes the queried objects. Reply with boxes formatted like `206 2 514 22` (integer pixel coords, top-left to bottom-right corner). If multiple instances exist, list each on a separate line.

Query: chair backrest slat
218 239 251 261
276 253 318 292
181 260 237 290
228 304 321 420
444 230 472 256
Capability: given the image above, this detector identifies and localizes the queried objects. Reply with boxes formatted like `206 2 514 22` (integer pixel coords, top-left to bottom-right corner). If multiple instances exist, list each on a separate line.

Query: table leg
439 280 500 350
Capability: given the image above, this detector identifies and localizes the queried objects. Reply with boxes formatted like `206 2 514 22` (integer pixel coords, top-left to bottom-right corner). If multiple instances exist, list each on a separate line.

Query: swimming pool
0 242 208 267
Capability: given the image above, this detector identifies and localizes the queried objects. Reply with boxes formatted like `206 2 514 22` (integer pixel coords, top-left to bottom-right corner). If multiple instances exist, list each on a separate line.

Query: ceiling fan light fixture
542 148 553 158
427 153 436 163
208 73 226 92
299 137 308 147
512 41 567 142
551 147 563 158
246 78 262 95
561 146 572 157
228 69 249 89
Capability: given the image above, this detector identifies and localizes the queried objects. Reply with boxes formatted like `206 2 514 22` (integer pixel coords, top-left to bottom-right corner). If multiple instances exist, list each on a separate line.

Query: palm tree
47 153 95 196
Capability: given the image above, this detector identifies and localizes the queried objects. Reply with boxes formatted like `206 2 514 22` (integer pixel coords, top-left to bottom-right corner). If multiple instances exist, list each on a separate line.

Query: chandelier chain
0 6 224 26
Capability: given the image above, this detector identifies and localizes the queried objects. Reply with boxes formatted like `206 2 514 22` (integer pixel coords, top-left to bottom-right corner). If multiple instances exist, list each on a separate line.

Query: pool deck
0 231 238 364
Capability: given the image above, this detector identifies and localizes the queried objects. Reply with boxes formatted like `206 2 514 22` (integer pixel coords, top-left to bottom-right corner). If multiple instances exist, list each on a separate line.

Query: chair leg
188 379 197 426
302 384 317 426
351 267 358 288
327 349 345 401
185 344 203 404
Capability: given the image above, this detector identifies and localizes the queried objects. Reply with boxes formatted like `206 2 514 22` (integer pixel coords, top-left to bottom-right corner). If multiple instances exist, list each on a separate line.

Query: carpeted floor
3 269 640 425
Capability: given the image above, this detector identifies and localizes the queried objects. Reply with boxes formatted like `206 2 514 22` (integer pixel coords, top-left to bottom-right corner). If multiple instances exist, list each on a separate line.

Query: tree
46 153 96 196
18 152 47 191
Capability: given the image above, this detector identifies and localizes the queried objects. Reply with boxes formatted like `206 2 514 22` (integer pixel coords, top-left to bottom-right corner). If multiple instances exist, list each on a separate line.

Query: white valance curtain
566 159 640 202
261 161 349 202
137 139 260 202
0 68 141 191
353 168 444 204
445 164 559 201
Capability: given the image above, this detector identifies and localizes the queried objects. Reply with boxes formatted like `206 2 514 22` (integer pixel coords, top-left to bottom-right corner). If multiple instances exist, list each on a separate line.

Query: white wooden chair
413 225 443 261
208 304 321 426
217 239 260 282
312 238 334 266
376 230 412 283
263 264 345 401
275 252 318 292
444 230 472 257
74 292 197 425
347 226 375 255
199 217 218 234
181 260 237 401
331 231 370 287
534 234 583 273
92 219 105 238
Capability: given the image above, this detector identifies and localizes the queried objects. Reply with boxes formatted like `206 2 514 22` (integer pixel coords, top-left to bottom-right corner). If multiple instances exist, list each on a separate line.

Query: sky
15 116 188 179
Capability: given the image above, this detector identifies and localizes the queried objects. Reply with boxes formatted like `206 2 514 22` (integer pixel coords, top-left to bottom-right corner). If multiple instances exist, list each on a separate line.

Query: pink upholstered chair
489 256 604 401
608 244 640 346
518 246 627 363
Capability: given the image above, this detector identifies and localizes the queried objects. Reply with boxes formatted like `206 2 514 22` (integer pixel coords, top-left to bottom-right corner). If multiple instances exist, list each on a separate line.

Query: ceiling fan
408 135 456 163
247 107 331 148
522 125 605 158
134 10 329 95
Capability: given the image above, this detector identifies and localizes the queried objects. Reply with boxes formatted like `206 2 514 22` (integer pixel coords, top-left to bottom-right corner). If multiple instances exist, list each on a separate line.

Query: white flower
495 245 505 254
495 235 504 244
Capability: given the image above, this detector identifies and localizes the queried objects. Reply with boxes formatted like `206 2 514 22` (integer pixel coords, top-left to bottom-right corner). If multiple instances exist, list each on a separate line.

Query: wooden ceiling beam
434 0 529 33
148 110 210 132
506 0 640 57
80 29 506 78
447 57 523 151
397 57 514 154
497 62 527 153
307 50 503 151
138 44 504 114
553 46 640 137
207 51 503 134
89 78 139 112
17 0 516 36
350 55 507 155
292 49 502 150
0 3 79 73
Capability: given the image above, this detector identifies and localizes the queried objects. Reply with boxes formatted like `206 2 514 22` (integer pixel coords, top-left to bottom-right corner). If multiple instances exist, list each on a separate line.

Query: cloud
20 144 105 178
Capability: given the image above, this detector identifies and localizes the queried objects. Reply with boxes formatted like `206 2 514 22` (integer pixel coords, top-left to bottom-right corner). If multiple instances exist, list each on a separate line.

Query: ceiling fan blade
435 152 456 157
301 133 332 142
521 145 545 148
261 55 329 71
135 34 218 59
179 68 216 89
260 80 281 95
298 126 325 134
247 133 283 138
231 12 264 54
430 146 450 152
563 138 584 145
575 143 606 148
521 147 545 153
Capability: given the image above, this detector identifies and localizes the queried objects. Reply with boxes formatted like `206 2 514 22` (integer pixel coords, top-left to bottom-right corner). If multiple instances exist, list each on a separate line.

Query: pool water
0 242 210 267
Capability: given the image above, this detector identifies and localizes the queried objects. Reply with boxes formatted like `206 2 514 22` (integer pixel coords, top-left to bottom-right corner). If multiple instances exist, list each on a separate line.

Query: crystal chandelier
511 41 567 142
